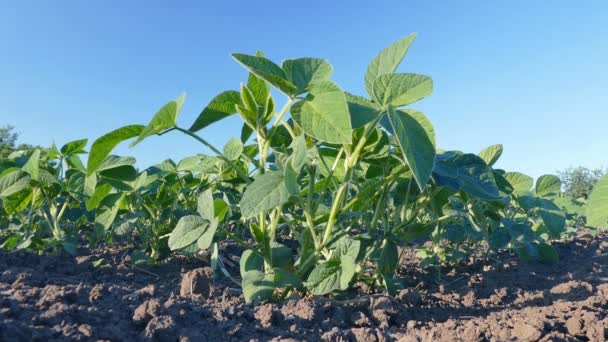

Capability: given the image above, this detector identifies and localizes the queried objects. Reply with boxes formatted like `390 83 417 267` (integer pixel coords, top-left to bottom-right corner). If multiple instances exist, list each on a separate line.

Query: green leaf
92 258 105 268
196 220 218 250
242 270 275 304
99 165 137 182
22 149 40 181
365 33 417 97
197 189 215 220
87 125 144 175
223 138 244 161
240 249 264 276
538 242 559 264
489 228 511 250
289 135 307 172
66 154 85 171
247 52 271 105
538 198 566 237
345 92 382 129
291 81 352 144
372 73 433 108
3 189 32 214
479 144 503 167
387 107 435 190
189 91 242 132
433 152 500 200
95 202 120 231
273 268 302 288
232 53 296 95
332 236 361 261
60 139 88 156
504 172 533 193
283 162 300 196
270 242 294 268
586 175 608 230
535 174 561 198
131 93 185 147
339 255 356 289
168 216 210 251
214 199 229 222
97 155 136 172
282 58 333 95
306 260 342 295
0 171 31 198
240 171 290 219
86 183 113 211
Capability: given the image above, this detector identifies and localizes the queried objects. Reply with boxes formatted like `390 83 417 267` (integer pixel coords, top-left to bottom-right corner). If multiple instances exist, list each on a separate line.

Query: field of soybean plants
1 33 607 341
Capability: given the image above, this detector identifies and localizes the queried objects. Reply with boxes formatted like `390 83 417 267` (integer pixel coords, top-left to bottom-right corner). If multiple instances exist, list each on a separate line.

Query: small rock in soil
179 267 213 299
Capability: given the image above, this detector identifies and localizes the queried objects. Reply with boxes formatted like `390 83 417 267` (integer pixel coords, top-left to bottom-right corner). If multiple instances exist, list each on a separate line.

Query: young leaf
291 81 352 144
372 73 433 108
535 174 561 198
189 91 242 132
87 125 144 175
387 107 435 190
60 139 88 156
168 216 210 251
22 149 41 181
223 138 244 161
365 33 417 97
479 144 503 167
282 58 333 95
232 53 296 95
247 52 271 105
240 171 290 219
131 93 186 147
586 174 608 230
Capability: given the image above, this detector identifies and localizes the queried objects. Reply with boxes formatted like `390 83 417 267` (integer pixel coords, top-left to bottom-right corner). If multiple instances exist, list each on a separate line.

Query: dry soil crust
1 232 607 341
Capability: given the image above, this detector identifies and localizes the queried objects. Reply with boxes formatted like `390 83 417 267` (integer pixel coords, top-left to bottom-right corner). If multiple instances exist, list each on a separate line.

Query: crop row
1 34 607 303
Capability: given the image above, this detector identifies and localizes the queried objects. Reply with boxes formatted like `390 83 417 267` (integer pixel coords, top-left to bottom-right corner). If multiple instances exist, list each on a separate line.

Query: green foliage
1 34 601 305
587 174 608 230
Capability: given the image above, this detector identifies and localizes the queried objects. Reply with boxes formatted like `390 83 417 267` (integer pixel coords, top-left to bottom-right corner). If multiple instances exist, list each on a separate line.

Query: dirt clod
179 267 213 299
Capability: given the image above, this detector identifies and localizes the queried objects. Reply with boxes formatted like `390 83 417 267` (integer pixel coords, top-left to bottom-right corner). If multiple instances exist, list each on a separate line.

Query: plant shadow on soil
1 232 607 341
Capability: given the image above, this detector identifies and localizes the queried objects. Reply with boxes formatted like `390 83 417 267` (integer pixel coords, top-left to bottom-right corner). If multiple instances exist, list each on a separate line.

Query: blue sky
1 1 607 179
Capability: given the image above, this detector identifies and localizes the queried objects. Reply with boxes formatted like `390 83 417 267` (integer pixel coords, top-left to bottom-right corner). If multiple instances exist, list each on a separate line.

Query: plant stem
319 115 383 249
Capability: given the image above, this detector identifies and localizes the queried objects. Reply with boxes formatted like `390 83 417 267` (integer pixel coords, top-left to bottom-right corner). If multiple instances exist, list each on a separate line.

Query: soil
1 232 607 342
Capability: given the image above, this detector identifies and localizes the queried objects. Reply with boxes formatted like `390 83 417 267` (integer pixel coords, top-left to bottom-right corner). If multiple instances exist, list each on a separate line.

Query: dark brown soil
1 232 607 342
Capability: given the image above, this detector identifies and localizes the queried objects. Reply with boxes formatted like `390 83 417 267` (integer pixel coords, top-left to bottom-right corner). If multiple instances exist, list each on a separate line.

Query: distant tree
0 125 39 158
558 166 607 199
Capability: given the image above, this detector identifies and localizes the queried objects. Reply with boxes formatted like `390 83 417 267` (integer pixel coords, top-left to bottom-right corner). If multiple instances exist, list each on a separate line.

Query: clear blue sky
1 1 607 179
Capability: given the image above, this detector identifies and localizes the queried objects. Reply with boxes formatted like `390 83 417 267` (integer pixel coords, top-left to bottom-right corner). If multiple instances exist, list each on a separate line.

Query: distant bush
0 125 40 158
558 166 606 199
